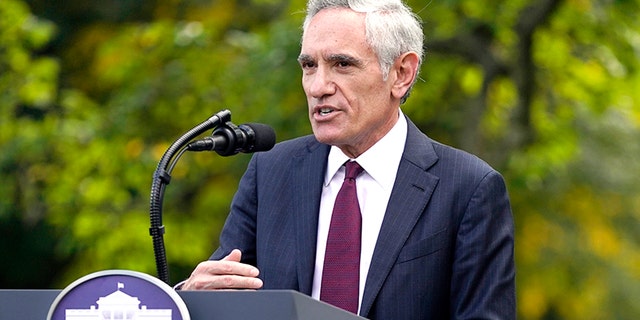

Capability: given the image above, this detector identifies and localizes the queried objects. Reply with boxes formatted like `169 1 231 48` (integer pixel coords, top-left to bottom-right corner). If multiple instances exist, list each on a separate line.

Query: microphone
187 122 276 156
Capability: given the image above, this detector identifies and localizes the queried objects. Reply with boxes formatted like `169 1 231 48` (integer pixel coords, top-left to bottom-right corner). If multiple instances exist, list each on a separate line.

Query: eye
301 61 316 69
336 60 351 68
298 55 317 70
329 54 360 70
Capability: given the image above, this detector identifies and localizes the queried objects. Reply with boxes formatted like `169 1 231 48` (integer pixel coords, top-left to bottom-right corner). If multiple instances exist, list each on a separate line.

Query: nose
304 66 336 99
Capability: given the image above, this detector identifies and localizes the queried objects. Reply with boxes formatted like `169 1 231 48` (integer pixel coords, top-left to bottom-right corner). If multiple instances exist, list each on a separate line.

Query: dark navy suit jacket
210 117 516 319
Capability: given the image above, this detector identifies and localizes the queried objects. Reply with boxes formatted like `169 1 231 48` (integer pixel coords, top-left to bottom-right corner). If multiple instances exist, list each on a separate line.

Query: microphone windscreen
244 123 276 152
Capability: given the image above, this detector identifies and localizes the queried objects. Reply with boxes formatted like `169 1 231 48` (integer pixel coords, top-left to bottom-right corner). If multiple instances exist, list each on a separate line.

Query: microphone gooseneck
149 110 275 285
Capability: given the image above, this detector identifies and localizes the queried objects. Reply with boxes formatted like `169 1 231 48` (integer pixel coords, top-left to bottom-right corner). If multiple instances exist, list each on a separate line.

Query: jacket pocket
397 228 448 263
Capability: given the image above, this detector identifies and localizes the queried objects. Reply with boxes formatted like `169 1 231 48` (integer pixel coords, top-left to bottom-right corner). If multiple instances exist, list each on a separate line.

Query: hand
180 249 263 290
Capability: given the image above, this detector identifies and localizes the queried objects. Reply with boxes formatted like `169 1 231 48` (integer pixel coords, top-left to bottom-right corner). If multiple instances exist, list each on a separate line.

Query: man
180 0 516 319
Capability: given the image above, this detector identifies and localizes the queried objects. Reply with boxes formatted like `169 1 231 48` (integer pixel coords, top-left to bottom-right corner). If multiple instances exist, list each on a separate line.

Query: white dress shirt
311 109 408 312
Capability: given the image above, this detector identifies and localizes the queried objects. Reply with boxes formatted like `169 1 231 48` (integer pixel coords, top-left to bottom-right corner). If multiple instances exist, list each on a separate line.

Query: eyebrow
297 54 313 64
297 53 364 68
328 53 363 67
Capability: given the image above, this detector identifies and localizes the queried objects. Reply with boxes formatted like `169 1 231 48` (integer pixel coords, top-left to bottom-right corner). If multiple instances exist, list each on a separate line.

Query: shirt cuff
173 280 187 290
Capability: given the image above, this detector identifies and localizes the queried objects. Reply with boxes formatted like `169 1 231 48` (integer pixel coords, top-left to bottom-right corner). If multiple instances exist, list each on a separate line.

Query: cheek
301 77 310 94
353 81 389 108
343 77 377 99
357 72 387 93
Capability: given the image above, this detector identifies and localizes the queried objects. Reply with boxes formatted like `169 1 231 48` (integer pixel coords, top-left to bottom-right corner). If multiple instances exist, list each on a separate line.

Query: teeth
319 108 333 116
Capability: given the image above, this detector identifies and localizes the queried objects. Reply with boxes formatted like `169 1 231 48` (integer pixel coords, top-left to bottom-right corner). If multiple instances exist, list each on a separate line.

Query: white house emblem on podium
64 282 171 319
48 270 190 320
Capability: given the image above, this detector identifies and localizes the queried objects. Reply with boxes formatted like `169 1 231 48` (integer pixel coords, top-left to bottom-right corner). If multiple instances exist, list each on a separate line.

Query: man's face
299 7 400 158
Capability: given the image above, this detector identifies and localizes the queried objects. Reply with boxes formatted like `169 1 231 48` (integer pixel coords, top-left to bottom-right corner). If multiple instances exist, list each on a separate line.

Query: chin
311 123 349 145
312 132 339 145
313 134 333 145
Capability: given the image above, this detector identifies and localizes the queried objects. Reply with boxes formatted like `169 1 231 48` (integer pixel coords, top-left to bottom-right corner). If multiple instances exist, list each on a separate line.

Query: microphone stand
149 109 231 284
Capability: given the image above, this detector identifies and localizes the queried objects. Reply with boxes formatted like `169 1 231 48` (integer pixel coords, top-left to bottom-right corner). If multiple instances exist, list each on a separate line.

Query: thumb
222 249 242 262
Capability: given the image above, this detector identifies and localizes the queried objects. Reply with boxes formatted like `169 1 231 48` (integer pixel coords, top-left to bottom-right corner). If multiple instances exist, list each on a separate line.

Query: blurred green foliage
1 0 639 318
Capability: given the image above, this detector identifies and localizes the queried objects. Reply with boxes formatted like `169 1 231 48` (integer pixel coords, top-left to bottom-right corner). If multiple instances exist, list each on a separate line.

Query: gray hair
302 0 424 102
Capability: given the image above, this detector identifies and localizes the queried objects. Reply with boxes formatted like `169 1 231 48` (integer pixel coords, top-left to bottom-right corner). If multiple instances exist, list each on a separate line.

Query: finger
221 249 242 262
205 274 263 290
181 250 262 291
190 252 259 278
216 249 259 277
184 271 263 290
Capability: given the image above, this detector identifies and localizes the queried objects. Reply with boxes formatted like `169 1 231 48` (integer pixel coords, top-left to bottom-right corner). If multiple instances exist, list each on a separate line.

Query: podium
0 289 366 319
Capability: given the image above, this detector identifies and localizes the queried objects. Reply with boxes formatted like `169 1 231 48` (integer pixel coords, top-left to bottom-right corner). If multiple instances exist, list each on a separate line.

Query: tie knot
344 161 364 181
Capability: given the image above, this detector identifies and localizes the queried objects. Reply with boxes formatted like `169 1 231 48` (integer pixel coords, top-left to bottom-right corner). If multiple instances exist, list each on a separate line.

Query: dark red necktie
321 161 364 314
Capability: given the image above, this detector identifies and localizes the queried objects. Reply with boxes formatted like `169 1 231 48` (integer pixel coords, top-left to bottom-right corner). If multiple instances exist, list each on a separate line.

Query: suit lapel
292 138 330 295
359 120 440 316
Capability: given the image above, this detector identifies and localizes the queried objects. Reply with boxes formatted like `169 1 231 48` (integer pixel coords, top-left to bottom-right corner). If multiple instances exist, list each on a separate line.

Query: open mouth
318 108 334 116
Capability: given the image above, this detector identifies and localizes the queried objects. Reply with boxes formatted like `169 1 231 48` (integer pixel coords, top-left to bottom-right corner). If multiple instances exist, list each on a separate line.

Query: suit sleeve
451 170 516 319
209 153 260 265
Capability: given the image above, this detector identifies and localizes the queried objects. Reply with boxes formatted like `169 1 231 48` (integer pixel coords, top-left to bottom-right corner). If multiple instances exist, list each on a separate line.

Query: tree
0 0 71 288
2 0 639 318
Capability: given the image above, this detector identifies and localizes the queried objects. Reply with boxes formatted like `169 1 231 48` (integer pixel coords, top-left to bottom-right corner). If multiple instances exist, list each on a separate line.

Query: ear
390 52 420 100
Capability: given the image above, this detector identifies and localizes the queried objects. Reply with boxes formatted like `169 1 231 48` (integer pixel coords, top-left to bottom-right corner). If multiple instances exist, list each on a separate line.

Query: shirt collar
324 109 408 189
